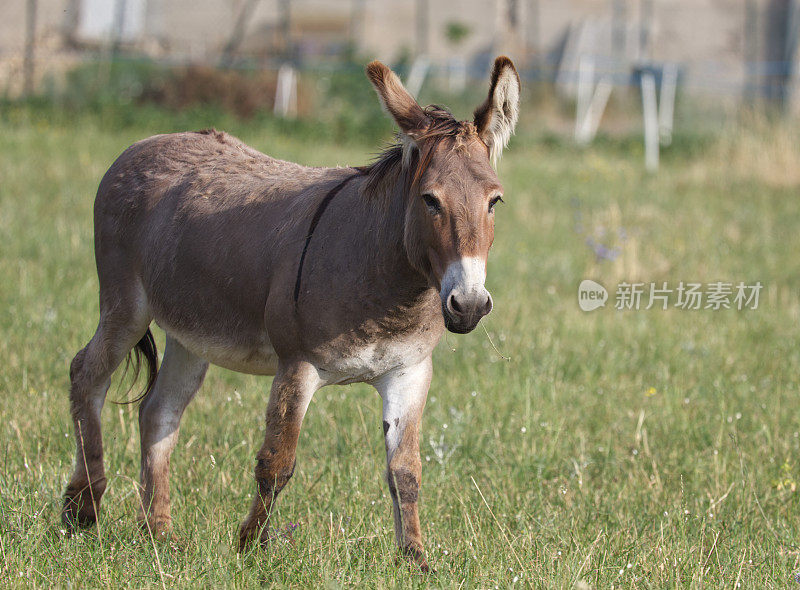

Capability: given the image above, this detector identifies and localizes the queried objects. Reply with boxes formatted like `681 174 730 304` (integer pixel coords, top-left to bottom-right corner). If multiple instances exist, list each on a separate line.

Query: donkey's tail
113 328 159 405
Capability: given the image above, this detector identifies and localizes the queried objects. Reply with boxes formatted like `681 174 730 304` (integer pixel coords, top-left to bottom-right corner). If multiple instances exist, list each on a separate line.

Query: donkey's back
97 128 329 243
93 129 346 373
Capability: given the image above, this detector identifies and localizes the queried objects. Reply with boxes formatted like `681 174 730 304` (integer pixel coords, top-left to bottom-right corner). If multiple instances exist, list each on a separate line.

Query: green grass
1 102 800 588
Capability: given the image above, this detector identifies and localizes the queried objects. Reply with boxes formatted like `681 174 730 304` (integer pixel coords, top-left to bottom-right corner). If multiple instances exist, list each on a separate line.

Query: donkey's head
366 57 520 334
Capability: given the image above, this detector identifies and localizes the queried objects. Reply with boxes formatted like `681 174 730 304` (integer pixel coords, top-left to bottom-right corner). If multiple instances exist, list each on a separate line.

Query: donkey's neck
362 177 414 266
351 174 433 306
290 168 442 342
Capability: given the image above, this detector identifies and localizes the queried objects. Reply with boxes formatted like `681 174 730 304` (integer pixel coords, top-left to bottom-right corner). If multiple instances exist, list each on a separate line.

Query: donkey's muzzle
442 289 493 334
439 257 493 334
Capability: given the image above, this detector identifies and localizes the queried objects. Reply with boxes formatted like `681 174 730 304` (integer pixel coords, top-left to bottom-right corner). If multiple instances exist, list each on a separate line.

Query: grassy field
1 100 800 589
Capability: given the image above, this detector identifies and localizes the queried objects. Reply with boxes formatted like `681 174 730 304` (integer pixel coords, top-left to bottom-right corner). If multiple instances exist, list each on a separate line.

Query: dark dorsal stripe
294 171 363 306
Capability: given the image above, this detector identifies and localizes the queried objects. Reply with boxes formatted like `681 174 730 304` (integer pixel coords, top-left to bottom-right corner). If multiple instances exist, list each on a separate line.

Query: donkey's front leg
239 361 321 551
373 358 433 571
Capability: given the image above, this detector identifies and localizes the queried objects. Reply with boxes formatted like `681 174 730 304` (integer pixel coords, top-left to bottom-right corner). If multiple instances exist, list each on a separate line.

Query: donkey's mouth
442 303 482 334
440 283 493 334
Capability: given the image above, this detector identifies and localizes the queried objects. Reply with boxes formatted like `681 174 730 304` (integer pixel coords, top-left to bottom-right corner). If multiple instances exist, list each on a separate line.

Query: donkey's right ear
366 61 429 137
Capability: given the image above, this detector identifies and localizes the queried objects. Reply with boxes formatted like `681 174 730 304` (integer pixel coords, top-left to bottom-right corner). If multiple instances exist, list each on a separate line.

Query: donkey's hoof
61 495 99 530
62 479 106 530
237 523 264 553
139 518 174 541
399 544 433 573
417 560 432 574
138 522 185 551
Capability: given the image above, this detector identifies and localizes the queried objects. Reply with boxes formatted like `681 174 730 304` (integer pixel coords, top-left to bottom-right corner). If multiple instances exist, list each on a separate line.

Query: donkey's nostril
482 293 493 315
449 293 464 315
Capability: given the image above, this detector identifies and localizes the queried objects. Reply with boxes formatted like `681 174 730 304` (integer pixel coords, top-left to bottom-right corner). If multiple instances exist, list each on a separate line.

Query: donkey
62 57 520 569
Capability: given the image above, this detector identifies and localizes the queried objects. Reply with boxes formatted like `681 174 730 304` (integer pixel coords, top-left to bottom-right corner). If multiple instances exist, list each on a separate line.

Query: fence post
274 63 297 118
219 0 262 68
574 55 594 143
575 56 613 146
658 64 678 146
406 56 429 98
23 0 38 96
416 0 429 57
641 71 659 172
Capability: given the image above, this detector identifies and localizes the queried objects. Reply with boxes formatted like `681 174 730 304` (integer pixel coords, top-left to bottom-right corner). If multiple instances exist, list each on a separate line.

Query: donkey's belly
162 325 279 376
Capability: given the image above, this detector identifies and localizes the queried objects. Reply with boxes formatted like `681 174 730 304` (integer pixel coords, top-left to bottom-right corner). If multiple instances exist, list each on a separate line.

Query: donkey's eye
488 195 504 213
422 193 442 215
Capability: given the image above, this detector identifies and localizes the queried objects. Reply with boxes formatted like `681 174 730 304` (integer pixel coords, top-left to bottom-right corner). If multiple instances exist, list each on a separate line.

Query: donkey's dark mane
361 106 479 202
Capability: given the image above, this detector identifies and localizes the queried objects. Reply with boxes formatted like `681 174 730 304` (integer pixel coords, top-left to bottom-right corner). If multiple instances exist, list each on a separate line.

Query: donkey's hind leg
62 288 152 529
138 335 208 537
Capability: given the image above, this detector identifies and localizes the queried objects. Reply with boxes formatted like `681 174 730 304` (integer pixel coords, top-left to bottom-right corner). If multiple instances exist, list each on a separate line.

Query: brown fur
62 57 520 570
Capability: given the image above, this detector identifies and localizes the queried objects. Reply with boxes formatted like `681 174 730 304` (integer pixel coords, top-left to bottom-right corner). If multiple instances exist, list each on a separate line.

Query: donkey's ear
473 56 521 164
366 61 429 137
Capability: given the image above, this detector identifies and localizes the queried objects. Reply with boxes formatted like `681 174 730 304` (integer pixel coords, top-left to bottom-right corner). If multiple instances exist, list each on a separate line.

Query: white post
575 55 613 146
274 64 297 118
406 56 429 98
658 63 678 146
641 71 659 172
578 77 613 145
574 55 594 144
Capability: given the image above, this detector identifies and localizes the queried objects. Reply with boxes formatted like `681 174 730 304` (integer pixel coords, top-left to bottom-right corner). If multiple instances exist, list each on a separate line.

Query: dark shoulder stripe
293 171 363 306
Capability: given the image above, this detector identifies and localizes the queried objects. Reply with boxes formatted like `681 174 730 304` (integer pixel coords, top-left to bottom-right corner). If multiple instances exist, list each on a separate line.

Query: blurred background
2 0 799 153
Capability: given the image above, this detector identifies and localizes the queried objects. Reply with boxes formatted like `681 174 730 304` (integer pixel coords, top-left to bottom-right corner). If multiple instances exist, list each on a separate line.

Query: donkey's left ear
473 56 521 164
